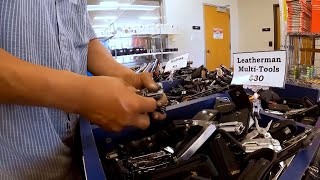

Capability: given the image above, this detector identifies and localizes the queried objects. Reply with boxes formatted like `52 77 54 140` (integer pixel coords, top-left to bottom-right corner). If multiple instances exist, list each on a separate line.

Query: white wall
238 0 279 52
163 0 238 67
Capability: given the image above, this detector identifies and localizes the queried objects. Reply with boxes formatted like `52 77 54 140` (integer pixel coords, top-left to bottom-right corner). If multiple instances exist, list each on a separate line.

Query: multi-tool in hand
137 83 166 113
241 117 282 153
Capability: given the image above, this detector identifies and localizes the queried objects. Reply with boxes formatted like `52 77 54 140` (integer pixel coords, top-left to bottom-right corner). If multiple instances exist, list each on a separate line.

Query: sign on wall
213 28 223 39
231 51 287 88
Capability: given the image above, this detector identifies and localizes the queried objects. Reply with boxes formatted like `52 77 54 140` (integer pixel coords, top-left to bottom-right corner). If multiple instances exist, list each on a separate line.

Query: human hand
77 76 157 132
124 72 168 120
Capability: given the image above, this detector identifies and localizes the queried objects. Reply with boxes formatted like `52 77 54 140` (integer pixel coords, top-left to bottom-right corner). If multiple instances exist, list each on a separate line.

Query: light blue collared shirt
0 0 96 179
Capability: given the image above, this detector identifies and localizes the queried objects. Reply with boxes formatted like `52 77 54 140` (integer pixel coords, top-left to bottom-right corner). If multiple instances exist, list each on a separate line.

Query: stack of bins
287 0 312 32
312 0 320 32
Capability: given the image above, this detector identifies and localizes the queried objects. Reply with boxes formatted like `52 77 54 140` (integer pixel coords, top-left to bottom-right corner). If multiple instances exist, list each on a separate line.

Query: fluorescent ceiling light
87 5 117 11
139 16 159 20
99 1 119 6
94 16 117 20
87 3 159 11
120 5 159 11
92 25 107 28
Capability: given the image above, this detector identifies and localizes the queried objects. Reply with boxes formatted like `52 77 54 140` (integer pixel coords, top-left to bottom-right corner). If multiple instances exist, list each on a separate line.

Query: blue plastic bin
80 93 320 180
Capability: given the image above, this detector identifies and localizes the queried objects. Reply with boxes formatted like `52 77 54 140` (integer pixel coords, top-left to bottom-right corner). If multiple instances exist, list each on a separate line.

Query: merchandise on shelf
312 0 320 32
287 0 312 32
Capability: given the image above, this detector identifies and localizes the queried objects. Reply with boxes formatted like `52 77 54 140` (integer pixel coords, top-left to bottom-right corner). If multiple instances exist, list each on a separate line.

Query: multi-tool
103 119 217 179
192 109 220 122
268 120 297 143
173 120 217 162
216 121 245 135
201 129 245 180
304 144 320 180
125 150 172 174
242 117 282 153
136 83 166 113
192 107 246 136
137 83 164 100
264 109 284 116
240 148 277 180
140 154 219 180
252 93 263 118
276 127 319 163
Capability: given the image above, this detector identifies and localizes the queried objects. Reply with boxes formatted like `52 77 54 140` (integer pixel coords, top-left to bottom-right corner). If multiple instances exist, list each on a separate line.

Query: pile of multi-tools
163 64 234 105
99 87 319 180
132 59 161 75
258 89 320 126
132 62 234 105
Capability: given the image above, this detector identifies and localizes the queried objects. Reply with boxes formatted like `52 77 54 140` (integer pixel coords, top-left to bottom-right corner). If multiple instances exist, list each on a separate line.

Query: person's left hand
124 72 168 120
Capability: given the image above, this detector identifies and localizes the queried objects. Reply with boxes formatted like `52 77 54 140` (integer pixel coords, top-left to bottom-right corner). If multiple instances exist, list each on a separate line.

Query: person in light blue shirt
0 0 166 179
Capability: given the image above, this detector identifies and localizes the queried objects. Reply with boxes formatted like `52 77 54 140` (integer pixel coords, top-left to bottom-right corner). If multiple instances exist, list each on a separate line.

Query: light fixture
87 5 117 11
87 2 159 11
92 25 107 28
120 5 159 11
99 1 119 7
94 16 117 20
138 16 159 20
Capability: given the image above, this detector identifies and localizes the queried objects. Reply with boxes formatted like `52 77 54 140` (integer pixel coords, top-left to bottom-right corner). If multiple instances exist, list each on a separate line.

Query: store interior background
89 0 320 68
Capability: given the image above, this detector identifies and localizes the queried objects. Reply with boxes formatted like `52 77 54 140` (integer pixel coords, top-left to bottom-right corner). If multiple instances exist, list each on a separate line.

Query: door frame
273 4 280 50
202 3 232 68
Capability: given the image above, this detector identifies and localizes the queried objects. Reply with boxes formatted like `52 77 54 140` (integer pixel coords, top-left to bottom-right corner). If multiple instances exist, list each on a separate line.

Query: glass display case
87 0 179 66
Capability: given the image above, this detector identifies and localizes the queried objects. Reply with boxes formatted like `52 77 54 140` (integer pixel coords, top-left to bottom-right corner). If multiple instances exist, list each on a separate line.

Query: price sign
231 51 287 88
164 53 189 72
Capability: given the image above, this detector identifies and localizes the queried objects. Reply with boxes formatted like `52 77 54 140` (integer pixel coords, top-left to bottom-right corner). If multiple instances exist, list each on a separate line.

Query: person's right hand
76 76 157 132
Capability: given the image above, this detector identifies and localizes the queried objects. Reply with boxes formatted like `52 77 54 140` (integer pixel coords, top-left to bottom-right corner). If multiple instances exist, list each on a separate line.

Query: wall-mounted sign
213 28 223 39
262 28 271 32
231 51 287 88
165 53 189 72
192 26 201 30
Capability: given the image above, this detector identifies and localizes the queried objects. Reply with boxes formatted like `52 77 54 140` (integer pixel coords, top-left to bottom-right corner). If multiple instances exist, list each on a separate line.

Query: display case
87 0 180 66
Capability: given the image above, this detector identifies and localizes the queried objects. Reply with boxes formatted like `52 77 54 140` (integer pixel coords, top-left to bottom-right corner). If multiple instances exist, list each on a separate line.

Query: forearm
0 48 86 112
87 39 135 79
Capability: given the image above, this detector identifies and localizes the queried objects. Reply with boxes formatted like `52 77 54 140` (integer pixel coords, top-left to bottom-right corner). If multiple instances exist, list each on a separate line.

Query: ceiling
87 0 161 30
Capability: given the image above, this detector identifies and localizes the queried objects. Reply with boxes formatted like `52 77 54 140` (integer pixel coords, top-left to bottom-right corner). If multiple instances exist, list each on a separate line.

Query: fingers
133 113 151 129
127 85 137 93
129 93 157 113
156 93 168 107
139 72 159 91
152 111 167 120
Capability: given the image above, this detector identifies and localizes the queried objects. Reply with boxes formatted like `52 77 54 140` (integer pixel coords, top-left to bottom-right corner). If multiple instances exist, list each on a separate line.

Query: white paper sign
231 51 287 88
164 53 189 72
213 28 223 39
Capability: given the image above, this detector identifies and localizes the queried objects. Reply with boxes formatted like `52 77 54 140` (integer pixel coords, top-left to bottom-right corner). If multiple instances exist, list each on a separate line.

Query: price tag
164 53 189 72
231 51 287 88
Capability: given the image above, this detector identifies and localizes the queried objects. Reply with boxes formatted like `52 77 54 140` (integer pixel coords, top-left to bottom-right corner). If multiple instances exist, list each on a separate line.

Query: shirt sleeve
85 11 97 40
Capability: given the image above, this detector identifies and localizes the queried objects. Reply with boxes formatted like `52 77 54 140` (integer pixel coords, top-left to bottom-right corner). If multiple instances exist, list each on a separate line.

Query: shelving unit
286 32 320 65
113 51 179 58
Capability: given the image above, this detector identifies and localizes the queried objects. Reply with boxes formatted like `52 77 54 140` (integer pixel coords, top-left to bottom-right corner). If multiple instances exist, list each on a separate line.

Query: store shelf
287 32 320 38
113 51 179 58
99 33 180 40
